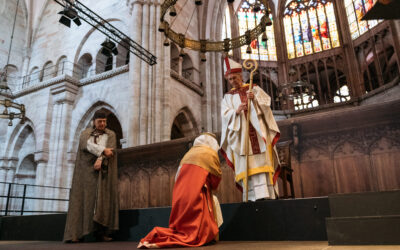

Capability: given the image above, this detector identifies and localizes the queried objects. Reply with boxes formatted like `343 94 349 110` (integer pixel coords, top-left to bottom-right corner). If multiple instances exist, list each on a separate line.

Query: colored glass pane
237 3 277 61
325 2 340 48
284 0 340 59
284 16 296 59
308 7 322 53
345 0 382 39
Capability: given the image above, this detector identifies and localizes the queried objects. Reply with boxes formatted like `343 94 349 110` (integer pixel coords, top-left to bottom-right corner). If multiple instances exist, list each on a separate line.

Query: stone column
148 2 156 143
33 160 47 213
154 1 163 142
139 2 150 144
128 0 143 146
5 165 16 215
0 166 8 212
215 51 223 133
45 80 79 211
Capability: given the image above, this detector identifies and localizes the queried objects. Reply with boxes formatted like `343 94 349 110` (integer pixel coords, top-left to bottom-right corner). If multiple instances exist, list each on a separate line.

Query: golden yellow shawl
180 145 221 177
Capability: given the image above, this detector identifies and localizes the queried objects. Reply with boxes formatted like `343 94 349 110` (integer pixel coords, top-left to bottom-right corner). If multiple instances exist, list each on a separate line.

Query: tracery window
333 85 351 103
237 1 277 61
284 0 340 59
344 0 381 40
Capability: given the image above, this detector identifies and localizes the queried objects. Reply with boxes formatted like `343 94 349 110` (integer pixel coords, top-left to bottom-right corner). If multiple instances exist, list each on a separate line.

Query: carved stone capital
50 81 79 105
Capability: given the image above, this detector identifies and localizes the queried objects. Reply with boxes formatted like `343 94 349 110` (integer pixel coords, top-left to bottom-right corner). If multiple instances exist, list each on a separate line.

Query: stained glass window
284 0 340 59
344 0 381 40
333 85 351 103
237 0 277 61
294 94 319 110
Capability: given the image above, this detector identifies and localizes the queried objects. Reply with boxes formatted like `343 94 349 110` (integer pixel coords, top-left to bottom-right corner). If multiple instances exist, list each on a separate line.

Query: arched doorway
170 107 198 140
93 108 123 149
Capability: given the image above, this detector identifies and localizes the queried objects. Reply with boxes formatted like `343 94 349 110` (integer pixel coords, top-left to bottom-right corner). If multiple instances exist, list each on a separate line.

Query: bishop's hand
236 103 248 114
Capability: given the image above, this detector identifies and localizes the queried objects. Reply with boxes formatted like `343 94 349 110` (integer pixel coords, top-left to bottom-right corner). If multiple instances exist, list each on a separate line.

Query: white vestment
220 85 280 201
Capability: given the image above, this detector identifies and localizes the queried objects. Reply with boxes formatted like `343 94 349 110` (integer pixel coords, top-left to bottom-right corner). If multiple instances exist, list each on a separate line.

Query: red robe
139 161 221 248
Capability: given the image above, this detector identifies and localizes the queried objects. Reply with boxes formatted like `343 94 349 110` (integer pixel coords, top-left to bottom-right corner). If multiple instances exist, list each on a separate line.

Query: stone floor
0 241 399 250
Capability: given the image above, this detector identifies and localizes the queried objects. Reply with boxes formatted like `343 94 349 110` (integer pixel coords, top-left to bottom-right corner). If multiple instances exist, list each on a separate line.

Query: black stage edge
0 197 330 241
326 190 400 245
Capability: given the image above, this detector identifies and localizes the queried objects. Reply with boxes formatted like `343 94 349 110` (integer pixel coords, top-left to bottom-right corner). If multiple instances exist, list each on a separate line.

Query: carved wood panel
370 137 400 191
293 123 400 198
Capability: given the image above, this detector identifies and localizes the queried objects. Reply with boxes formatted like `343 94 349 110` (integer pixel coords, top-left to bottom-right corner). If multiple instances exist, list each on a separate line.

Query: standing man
220 57 280 202
64 112 119 242
138 133 223 248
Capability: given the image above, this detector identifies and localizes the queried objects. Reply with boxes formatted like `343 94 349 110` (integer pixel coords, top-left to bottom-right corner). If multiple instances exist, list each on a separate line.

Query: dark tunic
63 128 119 241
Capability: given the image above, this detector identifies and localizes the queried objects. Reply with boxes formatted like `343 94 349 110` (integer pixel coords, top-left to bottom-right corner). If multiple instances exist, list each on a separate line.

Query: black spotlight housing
227 0 235 3
195 0 202 5
101 39 119 56
58 7 81 27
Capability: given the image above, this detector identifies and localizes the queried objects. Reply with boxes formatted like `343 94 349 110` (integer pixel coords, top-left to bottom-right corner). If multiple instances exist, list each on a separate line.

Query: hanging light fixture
179 48 185 57
1 0 25 125
159 0 270 55
169 6 177 16
58 6 82 27
195 0 202 5
261 32 267 42
163 37 170 46
246 45 252 54
200 52 206 62
101 38 118 56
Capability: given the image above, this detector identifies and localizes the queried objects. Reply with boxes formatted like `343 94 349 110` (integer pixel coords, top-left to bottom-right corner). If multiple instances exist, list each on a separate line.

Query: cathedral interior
0 0 399 246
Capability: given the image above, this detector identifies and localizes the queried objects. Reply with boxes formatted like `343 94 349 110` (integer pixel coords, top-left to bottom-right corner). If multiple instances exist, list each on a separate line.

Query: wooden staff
243 59 258 202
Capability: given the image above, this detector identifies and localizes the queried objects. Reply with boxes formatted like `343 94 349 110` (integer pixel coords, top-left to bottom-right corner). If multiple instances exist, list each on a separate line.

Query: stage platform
1 241 399 250
0 197 329 242
1 191 399 245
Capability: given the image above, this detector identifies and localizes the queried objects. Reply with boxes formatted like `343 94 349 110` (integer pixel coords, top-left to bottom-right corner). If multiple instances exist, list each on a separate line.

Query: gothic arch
55 55 68 76
170 43 179 73
70 101 123 155
116 39 130 67
182 54 194 81
75 53 93 79
5 119 36 160
95 49 113 74
15 154 37 184
73 18 128 65
40 61 55 81
170 107 199 140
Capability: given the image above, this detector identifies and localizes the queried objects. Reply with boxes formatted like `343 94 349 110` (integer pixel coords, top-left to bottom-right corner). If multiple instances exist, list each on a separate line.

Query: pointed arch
55 56 68 76
70 101 123 155
170 107 199 140
6 118 36 160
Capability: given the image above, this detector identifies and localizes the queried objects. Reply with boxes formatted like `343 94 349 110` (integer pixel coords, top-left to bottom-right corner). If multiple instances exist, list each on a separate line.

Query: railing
0 182 70 216
19 61 119 90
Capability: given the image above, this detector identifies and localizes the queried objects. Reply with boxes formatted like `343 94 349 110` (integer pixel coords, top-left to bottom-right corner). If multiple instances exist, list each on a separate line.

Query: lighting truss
54 0 157 65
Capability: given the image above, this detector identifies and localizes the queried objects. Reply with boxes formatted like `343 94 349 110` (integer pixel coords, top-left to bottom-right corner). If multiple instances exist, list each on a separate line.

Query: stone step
328 190 400 217
326 215 400 245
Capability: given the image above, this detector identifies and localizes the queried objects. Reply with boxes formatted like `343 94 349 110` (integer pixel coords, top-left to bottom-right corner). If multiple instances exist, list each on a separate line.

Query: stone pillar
33 160 47 213
139 2 150 144
215 52 223 133
128 1 143 146
0 167 8 212
5 166 16 214
147 2 156 143
161 15 171 141
20 48 32 88
45 80 79 211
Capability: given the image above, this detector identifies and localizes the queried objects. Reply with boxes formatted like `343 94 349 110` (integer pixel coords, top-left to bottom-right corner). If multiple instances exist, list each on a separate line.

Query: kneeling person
138 133 223 248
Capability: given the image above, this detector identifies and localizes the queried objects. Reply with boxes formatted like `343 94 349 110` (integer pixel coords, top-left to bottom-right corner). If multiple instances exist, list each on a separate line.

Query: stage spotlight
58 7 81 27
101 39 119 56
